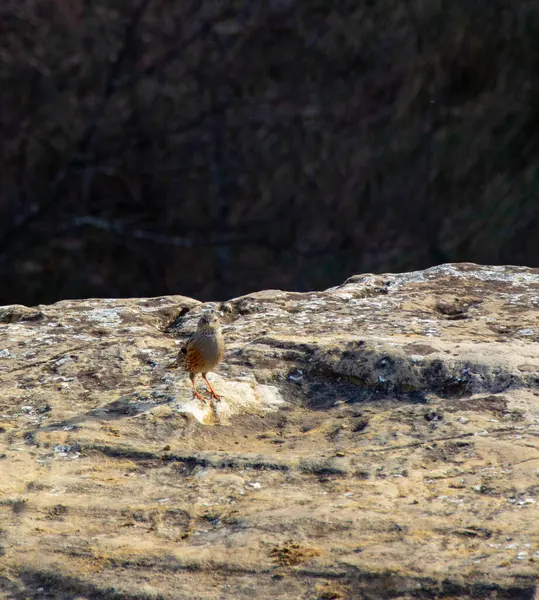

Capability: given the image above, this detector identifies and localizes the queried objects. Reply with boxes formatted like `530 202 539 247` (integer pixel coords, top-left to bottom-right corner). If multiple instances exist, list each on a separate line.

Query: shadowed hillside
1 0 539 304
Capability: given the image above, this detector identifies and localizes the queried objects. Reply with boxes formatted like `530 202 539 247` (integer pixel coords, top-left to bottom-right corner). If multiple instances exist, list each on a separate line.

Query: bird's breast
193 331 224 370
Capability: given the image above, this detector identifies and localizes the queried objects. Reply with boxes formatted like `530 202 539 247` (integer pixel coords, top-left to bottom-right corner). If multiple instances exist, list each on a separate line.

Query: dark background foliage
1 0 538 305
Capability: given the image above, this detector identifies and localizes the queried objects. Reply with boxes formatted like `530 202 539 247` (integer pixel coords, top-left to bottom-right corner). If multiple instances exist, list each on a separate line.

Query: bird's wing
180 335 194 355
168 335 193 369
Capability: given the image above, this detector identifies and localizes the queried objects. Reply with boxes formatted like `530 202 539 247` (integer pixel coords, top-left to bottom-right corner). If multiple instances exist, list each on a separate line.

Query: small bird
171 312 225 402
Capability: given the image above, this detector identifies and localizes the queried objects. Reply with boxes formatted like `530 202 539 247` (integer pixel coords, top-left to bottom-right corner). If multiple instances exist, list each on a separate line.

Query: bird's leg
190 373 205 402
202 373 221 400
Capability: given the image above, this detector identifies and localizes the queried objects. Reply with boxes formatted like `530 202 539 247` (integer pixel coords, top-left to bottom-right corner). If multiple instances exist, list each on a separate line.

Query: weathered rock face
1 263 538 599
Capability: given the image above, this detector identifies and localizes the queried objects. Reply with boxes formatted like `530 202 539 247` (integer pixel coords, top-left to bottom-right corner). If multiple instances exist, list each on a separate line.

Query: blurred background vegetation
1 0 539 305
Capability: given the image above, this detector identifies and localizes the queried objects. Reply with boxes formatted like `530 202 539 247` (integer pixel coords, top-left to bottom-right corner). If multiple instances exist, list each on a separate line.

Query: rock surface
1 263 539 599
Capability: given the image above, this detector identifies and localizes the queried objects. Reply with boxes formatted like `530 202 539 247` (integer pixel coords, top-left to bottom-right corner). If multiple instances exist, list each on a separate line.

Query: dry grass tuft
269 540 322 566
315 582 348 599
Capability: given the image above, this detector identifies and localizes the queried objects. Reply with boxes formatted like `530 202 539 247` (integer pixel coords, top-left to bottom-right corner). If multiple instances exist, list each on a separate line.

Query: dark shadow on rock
308 339 539 402
38 390 176 432
299 376 428 410
342 565 538 600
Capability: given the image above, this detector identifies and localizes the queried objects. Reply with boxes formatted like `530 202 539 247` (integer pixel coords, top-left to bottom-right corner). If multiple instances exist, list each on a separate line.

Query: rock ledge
1 263 538 599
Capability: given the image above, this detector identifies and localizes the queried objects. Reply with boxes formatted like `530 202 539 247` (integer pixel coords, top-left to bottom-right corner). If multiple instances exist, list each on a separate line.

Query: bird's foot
203 377 221 400
193 390 206 402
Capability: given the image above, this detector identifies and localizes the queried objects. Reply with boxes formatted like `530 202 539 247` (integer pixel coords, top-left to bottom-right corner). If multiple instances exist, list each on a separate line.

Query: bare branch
112 6 236 90
78 0 154 155
67 216 255 248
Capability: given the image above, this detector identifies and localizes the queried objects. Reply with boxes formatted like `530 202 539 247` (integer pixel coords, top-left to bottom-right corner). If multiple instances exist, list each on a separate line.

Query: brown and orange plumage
172 312 225 401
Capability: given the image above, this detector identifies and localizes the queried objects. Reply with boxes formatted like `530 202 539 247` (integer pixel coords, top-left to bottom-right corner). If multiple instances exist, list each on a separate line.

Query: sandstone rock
0 264 538 599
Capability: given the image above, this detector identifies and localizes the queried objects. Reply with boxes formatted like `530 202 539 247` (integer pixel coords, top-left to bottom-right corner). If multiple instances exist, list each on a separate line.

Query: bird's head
197 312 221 332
